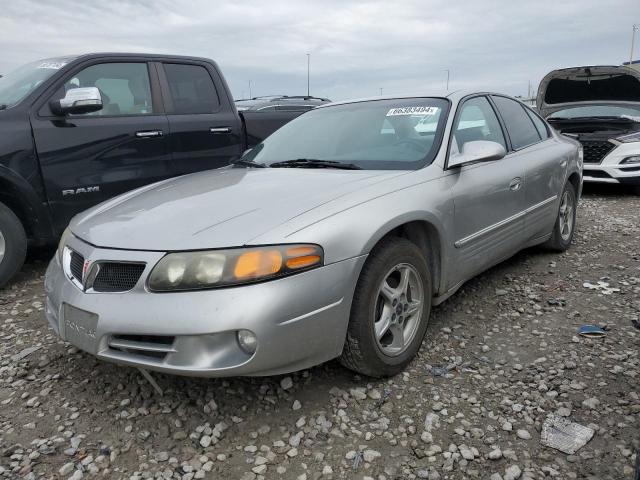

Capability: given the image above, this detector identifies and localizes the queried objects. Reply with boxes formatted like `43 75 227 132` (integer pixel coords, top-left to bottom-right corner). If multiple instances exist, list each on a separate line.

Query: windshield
548 105 640 119
243 98 450 170
0 57 73 108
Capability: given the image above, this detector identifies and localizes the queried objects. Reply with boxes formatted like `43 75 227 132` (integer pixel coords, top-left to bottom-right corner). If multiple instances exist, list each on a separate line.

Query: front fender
0 165 55 242
254 175 455 295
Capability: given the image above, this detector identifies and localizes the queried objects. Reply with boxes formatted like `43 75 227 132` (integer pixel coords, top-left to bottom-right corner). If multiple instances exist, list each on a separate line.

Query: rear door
31 60 172 234
491 95 563 242
449 95 526 284
158 61 243 175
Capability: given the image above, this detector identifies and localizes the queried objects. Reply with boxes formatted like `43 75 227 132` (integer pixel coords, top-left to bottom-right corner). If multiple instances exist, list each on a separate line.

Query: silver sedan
44 90 582 377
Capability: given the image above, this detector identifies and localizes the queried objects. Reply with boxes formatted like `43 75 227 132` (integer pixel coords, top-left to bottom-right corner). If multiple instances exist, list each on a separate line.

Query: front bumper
44 235 366 377
583 141 640 185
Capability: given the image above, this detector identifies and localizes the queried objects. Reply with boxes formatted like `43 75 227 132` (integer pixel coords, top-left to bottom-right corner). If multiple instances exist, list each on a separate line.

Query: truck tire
340 237 432 377
0 202 27 289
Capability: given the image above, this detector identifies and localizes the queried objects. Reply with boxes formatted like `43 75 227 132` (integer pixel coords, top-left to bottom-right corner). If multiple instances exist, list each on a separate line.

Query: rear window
492 96 541 150
164 63 219 114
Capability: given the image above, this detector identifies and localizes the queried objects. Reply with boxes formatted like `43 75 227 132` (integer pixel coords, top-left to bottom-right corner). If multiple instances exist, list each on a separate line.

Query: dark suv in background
235 95 331 112
235 95 331 149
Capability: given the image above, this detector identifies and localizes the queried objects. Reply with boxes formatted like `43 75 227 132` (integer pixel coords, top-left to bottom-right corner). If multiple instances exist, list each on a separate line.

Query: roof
71 52 218 64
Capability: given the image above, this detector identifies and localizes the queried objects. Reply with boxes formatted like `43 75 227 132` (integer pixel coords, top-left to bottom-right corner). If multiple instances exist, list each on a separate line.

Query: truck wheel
340 237 432 377
0 202 27 289
544 182 577 252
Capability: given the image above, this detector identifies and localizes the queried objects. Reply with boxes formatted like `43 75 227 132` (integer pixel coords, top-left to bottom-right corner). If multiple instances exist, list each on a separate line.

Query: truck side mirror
50 87 103 116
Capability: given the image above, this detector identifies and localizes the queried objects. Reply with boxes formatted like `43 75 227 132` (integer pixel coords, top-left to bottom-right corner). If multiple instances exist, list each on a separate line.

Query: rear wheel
544 182 577 252
340 237 432 377
0 202 27 289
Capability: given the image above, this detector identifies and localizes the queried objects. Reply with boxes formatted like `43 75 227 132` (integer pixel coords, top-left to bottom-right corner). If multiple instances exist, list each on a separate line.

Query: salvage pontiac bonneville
44 91 582 377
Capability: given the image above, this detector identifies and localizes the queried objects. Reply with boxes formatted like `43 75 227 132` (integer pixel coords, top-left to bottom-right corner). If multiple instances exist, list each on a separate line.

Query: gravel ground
1 186 638 480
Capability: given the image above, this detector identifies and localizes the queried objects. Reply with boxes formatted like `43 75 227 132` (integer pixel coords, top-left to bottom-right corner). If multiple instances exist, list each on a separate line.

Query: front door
31 61 172 234
448 95 526 285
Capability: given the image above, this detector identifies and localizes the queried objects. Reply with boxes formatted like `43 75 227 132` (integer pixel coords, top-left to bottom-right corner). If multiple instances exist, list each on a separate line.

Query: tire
340 237 432 377
0 202 27 289
544 182 577 252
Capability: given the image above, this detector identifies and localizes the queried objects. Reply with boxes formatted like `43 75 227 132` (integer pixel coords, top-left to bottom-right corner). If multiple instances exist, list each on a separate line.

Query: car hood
537 65 640 117
70 167 406 250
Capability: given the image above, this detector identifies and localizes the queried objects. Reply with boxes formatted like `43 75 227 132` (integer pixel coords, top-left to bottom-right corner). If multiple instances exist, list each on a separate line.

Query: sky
1 0 638 101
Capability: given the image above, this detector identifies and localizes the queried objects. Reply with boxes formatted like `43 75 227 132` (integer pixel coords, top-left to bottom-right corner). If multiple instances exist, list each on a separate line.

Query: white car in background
538 65 640 191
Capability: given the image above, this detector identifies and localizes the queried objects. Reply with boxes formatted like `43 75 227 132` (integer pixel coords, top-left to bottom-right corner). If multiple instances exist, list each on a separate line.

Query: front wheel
544 182 577 252
340 237 432 377
0 202 27 289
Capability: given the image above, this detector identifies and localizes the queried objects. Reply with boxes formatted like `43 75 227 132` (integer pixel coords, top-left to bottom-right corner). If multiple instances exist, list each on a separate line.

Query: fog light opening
237 329 257 355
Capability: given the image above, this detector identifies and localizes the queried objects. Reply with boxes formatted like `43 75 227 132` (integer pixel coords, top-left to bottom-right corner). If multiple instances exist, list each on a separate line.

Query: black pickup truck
0 53 311 287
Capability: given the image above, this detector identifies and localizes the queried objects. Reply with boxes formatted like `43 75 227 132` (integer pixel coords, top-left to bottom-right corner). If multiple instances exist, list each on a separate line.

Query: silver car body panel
45 90 582 377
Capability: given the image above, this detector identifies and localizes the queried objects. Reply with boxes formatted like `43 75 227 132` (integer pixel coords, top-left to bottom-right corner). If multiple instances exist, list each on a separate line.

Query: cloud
0 0 637 100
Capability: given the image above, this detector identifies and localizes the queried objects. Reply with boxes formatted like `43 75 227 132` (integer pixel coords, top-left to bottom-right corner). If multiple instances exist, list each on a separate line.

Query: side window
525 108 550 139
451 96 506 155
62 63 154 116
163 63 220 114
492 96 541 149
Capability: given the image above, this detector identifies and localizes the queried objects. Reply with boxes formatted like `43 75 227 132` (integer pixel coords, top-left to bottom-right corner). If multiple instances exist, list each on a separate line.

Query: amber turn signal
234 250 283 280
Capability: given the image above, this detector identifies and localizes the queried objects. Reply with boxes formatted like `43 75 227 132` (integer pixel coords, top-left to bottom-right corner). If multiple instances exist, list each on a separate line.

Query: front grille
581 140 615 164
70 251 85 281
93 263 146 292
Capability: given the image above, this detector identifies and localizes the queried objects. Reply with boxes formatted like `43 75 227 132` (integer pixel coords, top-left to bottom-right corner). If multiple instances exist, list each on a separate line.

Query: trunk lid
537 65 640 118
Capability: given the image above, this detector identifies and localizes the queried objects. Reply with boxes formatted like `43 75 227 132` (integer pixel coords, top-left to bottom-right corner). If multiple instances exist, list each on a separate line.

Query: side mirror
448 140 506 168
50 87 103 116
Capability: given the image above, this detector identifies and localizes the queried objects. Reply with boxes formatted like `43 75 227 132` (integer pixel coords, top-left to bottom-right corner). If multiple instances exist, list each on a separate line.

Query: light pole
445 69 450 91
306 53 310 97
248 80 252 99
631 24 638 65
379 87 383 96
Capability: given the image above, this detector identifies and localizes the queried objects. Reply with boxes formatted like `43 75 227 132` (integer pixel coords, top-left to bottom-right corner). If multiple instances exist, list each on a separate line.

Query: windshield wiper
269 159 362 170
231 158 267 168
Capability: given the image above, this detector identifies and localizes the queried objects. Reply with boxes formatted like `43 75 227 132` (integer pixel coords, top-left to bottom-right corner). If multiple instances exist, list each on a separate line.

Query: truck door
157 61 243 175
30 60 172 234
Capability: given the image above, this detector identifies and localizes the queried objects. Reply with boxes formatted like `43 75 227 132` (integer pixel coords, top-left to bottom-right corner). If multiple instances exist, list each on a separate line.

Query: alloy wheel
558 190 574 242
374 263 424 356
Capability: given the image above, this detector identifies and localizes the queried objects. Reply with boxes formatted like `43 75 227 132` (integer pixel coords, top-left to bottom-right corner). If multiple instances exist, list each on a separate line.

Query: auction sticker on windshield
38 62 67 70
387 106 439 116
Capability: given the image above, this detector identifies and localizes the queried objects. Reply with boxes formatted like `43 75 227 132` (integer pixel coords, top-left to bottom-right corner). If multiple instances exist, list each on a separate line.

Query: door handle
135 130 163 138
210 127 231 134
509 177 522 191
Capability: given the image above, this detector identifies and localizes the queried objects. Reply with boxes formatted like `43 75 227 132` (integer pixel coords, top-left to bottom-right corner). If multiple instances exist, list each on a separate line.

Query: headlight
616 131 640 143
148 244 323 292
57 227 71 263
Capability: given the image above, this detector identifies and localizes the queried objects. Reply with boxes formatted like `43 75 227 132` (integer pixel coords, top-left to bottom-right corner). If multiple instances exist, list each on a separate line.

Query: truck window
163 64 220 114
62 63 154 116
